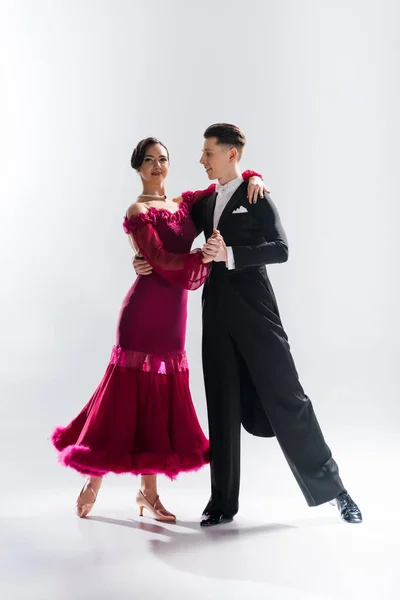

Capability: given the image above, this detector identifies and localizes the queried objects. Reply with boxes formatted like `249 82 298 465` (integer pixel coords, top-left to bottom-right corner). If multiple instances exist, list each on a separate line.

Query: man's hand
132 255 152 275
202 229 227 264
247 176 270 204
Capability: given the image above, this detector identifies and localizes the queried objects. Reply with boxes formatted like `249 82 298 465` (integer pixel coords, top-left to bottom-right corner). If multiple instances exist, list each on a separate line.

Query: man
135 123 362 526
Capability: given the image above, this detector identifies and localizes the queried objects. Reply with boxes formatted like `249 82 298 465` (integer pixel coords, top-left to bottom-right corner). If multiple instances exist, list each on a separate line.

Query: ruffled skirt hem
50 350 209 480
51 428 209 480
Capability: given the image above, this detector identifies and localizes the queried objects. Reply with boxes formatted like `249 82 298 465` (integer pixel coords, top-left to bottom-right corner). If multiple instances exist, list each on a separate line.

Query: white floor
2 436 400 600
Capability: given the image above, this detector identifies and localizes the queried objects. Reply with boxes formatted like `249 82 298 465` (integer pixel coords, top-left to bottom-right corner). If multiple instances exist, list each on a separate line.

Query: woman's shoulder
123 202 154 234
126 202 148 220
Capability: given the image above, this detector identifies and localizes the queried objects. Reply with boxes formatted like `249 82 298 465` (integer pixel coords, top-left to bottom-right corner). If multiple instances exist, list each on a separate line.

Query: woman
51 137 264 522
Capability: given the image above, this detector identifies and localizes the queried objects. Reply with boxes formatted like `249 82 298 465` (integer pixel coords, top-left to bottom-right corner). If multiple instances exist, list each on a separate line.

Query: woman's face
137 143 169 183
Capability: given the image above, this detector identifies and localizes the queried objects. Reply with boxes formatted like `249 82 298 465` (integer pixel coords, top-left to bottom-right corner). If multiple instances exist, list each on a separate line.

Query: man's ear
229 147 239 163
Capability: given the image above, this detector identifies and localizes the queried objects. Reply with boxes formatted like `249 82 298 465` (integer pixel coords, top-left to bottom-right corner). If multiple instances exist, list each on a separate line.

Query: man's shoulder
234 181 249 201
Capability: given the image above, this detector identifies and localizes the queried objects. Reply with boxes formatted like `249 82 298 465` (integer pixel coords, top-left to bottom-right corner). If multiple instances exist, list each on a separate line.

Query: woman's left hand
247 176 270 204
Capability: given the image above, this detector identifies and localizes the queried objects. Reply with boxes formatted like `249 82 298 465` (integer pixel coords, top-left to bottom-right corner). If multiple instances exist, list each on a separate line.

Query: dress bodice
123 196 197 253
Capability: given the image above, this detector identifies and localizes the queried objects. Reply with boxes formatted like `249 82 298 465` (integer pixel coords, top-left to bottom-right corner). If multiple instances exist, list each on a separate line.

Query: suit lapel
217 182 246 228
206 191 217 237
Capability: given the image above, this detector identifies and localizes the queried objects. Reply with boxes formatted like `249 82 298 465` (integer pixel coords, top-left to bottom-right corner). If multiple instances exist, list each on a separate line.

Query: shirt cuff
226 246 235 270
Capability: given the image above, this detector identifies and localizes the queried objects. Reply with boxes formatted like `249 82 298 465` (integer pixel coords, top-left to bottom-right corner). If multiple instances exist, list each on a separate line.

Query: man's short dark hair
203 123 246 160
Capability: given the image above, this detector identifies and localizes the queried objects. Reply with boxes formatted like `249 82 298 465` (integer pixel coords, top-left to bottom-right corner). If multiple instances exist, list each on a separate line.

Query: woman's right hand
132 255 153 275
202 230 224 263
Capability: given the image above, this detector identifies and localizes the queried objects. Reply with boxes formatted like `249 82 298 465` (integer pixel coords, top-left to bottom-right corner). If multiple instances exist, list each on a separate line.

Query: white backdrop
0 0 399 499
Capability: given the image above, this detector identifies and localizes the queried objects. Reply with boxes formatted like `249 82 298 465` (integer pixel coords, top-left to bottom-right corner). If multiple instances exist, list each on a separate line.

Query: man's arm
230 192 288 270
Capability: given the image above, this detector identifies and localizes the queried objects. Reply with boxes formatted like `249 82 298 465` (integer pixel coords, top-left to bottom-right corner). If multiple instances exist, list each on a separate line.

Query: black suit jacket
191 182 289 438
191 181 288 269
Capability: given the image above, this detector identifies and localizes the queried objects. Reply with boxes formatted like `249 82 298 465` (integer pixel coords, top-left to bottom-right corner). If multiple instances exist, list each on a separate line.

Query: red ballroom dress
51 190 211 479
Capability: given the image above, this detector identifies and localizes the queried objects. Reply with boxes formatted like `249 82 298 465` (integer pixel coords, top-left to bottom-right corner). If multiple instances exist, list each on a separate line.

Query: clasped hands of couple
201 228 226 264
133 229 226 275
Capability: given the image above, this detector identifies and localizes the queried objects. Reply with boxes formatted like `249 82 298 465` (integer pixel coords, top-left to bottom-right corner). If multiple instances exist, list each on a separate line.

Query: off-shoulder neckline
129 202 182 217
126 198 187 219
123 193 195 231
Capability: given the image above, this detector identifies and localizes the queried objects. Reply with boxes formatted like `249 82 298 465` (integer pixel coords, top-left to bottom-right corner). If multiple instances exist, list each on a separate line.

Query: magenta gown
51 190 211 479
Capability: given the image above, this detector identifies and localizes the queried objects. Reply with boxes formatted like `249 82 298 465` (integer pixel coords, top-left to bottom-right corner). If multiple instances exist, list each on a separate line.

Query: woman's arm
124 204 220 290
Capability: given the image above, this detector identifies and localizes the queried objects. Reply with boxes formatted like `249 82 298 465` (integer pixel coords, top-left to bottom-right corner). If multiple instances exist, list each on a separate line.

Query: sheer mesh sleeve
124 216 209 290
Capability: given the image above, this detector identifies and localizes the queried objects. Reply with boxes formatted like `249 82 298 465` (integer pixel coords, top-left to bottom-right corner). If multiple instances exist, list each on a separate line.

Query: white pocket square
232 206 248 214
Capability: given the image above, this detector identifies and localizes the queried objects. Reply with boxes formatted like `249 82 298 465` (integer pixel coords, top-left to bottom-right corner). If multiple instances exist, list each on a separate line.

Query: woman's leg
76 476 102 518
140 474 158 503
137 474 176 521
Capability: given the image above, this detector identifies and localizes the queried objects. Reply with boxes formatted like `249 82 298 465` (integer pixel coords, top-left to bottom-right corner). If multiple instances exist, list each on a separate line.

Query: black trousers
202 294 345 516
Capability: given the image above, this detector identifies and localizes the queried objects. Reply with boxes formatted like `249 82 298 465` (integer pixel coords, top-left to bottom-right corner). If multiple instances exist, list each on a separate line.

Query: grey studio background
1 0 399 493
0 3 399 596
1 0 399 496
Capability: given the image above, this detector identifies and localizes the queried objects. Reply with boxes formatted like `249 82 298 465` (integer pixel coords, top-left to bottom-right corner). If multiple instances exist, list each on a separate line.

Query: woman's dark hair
131 137 169 169
203 123 246 159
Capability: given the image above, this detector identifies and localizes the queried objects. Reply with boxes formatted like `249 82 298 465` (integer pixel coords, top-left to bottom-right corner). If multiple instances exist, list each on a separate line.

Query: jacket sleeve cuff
226 246 235 270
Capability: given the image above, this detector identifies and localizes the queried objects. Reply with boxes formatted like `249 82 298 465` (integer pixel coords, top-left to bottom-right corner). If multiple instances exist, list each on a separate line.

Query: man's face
200 137 234 180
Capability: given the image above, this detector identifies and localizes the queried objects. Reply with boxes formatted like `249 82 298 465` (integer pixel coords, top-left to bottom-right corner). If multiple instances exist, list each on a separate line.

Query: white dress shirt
214 175 243 270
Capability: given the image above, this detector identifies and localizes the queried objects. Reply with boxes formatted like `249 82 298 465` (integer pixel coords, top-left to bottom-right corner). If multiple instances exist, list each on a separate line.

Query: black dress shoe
331 491 363 523
200 511 234 527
